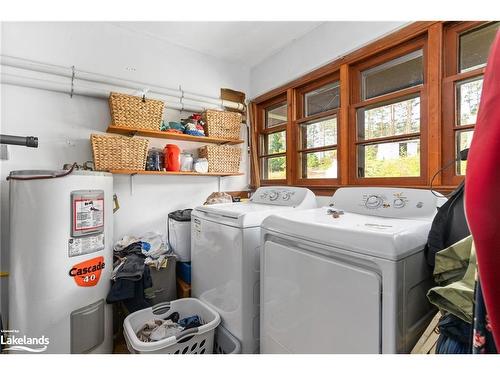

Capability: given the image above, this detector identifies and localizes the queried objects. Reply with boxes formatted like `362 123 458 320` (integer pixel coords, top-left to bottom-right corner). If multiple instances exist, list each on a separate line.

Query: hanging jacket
425 181 470 267
465 31 500 346
427 238 476 324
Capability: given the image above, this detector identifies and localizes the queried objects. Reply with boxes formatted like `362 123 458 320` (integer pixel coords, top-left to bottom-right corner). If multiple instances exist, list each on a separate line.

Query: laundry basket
214 325 241 354
123 298 220 354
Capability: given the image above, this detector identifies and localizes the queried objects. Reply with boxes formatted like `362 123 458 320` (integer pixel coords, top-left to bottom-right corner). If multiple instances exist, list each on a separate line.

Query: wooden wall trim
427 23 444 186
339 64 350 185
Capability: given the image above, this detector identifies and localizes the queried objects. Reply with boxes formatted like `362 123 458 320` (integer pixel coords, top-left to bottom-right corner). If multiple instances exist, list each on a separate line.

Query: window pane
362 50 423 100
266 103 287 128
357 96 420 141
456 130 474 175
263 156 286 180
457 77 483 126
301 149 338 179
304 81 340 116
358 139 420 178
265 131 286 154
300 117 337 149
460 22 500 73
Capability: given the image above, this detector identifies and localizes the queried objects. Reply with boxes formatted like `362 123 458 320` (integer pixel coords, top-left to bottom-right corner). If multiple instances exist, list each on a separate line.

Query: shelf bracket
129 173 137 195
70 65 75 98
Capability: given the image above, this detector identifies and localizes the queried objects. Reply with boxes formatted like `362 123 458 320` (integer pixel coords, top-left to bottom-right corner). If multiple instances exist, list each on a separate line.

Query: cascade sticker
68 256 105 287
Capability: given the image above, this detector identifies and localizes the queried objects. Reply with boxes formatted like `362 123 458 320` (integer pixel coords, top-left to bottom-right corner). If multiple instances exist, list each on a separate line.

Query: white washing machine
191 187 316 353
260 187 443 354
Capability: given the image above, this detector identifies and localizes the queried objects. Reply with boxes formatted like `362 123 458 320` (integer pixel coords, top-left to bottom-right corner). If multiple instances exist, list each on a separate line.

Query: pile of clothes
106 232 173 312
136 312 203 342
160 113 206 137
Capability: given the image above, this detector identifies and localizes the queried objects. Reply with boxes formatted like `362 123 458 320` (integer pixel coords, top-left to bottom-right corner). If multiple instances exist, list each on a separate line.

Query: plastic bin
147 255 177 305
214 325 241 354
124 298 220 354
167 209 192 262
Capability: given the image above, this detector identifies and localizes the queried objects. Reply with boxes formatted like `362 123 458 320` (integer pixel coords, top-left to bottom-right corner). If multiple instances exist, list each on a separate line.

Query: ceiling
112 22 323 67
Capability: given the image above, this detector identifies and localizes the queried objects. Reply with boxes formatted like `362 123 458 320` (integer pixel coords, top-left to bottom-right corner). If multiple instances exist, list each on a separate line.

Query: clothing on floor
112 253 146 281
427 239 476 324
435 313 471 354
108 232 175 313
107 266 153 313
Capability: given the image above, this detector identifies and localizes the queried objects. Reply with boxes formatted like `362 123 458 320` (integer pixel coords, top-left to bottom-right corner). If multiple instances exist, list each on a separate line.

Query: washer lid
194 202 295 228
262 207 434 261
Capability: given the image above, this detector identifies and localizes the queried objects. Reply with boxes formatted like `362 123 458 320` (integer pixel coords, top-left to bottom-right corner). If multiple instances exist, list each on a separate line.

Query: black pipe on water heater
0 134 38 148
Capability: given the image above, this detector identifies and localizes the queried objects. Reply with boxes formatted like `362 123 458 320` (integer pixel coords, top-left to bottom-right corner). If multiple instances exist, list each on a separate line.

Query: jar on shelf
146 148 164 171
193 158 209 173
180 152 194 172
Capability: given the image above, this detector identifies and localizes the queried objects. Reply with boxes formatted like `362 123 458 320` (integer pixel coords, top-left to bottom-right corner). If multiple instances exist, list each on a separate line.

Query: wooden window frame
294 73 341 187
257 93 288 185
349 37 429 186
250 21 497 196
442 21 492 186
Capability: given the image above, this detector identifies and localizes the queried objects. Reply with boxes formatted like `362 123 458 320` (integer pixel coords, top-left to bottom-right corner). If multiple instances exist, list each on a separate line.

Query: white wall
0 22 250 322
250 21 407 98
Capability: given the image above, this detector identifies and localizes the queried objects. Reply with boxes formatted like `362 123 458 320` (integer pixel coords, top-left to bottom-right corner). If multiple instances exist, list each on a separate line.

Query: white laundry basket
123 298 220 354
214 325 241 354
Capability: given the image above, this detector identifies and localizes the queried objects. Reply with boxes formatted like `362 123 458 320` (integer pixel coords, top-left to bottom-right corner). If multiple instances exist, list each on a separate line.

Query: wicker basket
202 110 242 140
198 145 241 174
91 134 149 171
109 92 164 130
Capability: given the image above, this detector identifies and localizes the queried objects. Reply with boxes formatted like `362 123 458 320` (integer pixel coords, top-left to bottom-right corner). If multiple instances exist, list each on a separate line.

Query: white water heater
8 170 113 353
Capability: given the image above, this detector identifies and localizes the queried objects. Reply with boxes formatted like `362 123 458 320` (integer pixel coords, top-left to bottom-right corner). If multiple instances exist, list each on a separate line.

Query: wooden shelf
109 169 243 177
106 125 244 145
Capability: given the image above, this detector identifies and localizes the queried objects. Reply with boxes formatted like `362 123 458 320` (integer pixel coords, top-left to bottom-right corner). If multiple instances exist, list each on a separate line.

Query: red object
164 144 180 171
68 256 105 287
465 32 500 346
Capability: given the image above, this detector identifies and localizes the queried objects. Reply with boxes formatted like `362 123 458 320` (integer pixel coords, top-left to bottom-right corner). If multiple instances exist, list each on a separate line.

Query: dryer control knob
393 198 405 208
282 192 291 201
269 191 280 201
365 195 383 209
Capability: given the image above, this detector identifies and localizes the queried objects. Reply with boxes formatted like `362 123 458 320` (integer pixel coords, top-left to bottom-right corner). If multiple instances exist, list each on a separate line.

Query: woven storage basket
202 110 242 140
91 134 149 171
198 145 241 174
109 92 164 130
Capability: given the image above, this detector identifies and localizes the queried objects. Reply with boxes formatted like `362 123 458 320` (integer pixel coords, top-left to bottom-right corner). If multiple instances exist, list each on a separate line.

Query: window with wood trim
350 38 427 185
442 21 500 185
251 22 499 195
296 76 340 184
258 96 288 181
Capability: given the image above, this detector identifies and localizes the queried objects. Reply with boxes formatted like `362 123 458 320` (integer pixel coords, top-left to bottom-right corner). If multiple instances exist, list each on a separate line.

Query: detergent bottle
164 144 181 172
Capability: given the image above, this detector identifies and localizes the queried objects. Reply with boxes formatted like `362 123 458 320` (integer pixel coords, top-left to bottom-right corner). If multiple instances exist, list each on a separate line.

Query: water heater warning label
68 234 105 257
73 198 104 231
69 256 105 287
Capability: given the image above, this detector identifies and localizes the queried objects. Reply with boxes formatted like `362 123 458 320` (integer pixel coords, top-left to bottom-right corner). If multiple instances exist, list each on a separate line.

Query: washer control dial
393 198 406 208
268 191 280 201
365 195 383 209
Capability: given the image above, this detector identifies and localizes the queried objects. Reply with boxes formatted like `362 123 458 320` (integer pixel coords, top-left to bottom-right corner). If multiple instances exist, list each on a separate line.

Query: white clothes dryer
260 187 443 354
